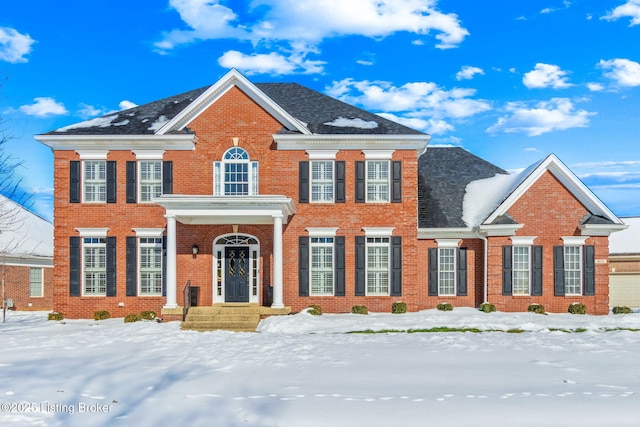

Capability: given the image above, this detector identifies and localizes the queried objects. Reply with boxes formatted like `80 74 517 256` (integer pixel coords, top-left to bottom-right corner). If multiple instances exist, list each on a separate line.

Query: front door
225 247 250 302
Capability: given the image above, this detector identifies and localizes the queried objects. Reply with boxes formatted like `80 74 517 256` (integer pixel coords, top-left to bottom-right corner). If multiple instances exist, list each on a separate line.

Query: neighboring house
0 194 53 311
609 217 640 308
34 69 626 319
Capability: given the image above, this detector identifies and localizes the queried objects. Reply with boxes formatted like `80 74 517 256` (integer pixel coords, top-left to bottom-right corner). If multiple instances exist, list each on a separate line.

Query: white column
271 214 284 308
164 215 178 309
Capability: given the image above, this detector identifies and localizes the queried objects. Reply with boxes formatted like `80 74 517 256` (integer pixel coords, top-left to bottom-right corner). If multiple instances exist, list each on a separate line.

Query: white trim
362 149 395 160
306 227 339 237
34 134 197 151
133 228 164 238
418 228 476 239
275 134 429 153
562 236 588 246
76 228 109 237
478 224 524 236
436 239 461 248
363 227 395 237
510 236 537 245
306 150 339 160
133 150 165 160
76 150 109 160
213 233 261 305
580 223 628 236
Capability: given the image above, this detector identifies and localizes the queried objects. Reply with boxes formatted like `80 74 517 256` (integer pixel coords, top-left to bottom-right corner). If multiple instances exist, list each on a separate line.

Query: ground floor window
367 237 390 295
83 237 106 296
513 246 531 295
438 247 456 296
139 237 163 295
29 267 43 297
564 246 582 295
310 237 334 296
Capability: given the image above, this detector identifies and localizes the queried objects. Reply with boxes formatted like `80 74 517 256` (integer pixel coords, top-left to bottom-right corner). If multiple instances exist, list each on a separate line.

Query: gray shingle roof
46 81 424 136
418 146 507 228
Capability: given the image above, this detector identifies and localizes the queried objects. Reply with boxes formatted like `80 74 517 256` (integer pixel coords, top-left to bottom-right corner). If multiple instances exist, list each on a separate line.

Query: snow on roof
56 114 121 132
0 195 53 258
323 117 379 129
609 217 640 254
462 172 522 227
148 115 169 132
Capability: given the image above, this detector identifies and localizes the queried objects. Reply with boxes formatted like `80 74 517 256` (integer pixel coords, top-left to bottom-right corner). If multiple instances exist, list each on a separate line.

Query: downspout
474 227 488 303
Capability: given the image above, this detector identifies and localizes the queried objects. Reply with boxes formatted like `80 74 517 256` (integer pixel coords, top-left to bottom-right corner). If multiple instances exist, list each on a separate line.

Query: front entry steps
181 304 291 332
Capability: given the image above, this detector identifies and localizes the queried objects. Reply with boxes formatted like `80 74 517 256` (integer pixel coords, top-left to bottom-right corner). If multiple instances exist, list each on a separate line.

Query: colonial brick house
35 69 626 320
0 194 53 311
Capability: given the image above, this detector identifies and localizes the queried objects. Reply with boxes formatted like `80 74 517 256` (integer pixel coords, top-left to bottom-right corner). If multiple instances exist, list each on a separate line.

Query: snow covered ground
1 308 640 427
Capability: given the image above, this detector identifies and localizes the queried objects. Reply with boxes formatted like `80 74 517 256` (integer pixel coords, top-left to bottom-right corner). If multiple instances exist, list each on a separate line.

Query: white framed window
310 237 334 296
513 246 531 295
438 247 456 296
310 161 334 202
366 237 390 295
366 160 390 202
83 160 106 202
214 147 258 195
139 237 163 295
83 237 107 296
139 160 162 202
564 246 582 295
29 267 43 297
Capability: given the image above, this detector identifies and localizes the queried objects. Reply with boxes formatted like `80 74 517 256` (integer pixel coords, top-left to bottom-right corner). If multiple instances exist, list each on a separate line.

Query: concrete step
181 305 291 332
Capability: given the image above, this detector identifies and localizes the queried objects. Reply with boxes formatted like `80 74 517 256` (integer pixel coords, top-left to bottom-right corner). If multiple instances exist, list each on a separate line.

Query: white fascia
76 150 109 160
510 236 537 245
306 227 339 237
561 236 588 246
133 228 165 237
417 228 476 239
579 223 629 236
133 150 165 160
436 239 461 248
76 228 109 237
275 134 430 154
478 224 524 237
363 227 395 237
362 149 395 160
34 134 197 151
306 150 338 160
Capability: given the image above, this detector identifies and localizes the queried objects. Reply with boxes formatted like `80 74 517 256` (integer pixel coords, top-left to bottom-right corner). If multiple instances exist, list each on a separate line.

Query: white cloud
586 82 604 92
119 100 138 110
524 147 540 152
456 66 484 81
602 0 640 26
218 50 325 75
0 27 36 63
522 63 573 89
598 58 640 87
356 59 374 66
77 103 102 119
487 98 595 136
378 113 454 134
19 97 67 117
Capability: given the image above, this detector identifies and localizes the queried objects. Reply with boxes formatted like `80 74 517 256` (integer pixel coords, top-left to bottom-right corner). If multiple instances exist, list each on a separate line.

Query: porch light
192 244 199 258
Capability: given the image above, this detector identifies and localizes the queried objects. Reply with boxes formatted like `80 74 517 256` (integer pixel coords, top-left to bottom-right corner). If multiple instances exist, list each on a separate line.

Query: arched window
214 147 258 195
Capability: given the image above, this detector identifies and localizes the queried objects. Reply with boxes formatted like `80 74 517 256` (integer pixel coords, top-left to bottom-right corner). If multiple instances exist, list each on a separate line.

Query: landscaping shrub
307 304 322 316
612 306 633 314
351 305 369 315
124 313 142 323
94 310 110 321
479 303 496 313
437 303 453 311
528 304 546 314
140 310 157 320
391 302 407 314
48 312 64 321
568 303 587 315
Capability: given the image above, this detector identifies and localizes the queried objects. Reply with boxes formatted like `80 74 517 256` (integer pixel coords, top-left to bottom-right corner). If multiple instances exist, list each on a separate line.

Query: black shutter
162 236 167 297
126 237 137 296
298 236 309 296
502 246 513 296
70 161 81 203
335 161 345 203
355 236 366 296
391 161 402 203
391 236 402 296
532 246 543 296
299 161 309 203
457 247 467 296
355 161 366 203
554 246 565 296
106 237 117 296
583 245 595 296
106 161 117 203
162 161 173 195
70 236 81 296
428 248 438 296
126 161 137 203
335 236 345 296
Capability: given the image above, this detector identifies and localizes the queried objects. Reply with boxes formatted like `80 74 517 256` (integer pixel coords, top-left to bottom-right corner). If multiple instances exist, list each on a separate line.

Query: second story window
214 147 258 196
311 161 334 202
139 161 163 202
84 160 107 202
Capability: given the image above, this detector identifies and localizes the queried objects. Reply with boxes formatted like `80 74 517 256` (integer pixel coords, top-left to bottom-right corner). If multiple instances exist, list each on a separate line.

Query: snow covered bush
47 312 63 321
94 310 110 321
124 314 142 323
141 310 157 320
392 302 407 314
528 304 546 314
479 303 496 313
437 303 453 311
307 305 322 316
613 306 632 314
351 305 368 315
568 303 587 315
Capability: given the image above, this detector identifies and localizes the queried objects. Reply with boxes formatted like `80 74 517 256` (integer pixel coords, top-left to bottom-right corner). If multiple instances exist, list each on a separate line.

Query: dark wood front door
225 247 250 302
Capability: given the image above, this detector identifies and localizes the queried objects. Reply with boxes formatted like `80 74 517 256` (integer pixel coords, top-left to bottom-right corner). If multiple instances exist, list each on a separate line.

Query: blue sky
2 0 640 222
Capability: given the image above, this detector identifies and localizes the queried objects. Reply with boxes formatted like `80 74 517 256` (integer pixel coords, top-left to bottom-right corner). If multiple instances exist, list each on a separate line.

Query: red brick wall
0 265 53 311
